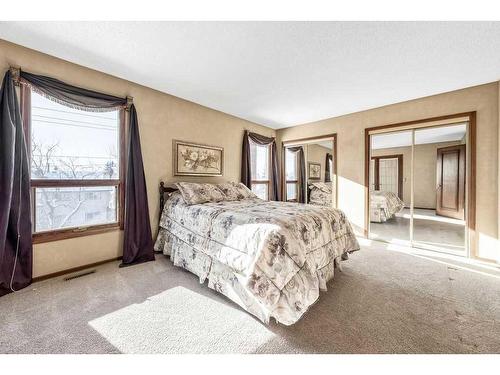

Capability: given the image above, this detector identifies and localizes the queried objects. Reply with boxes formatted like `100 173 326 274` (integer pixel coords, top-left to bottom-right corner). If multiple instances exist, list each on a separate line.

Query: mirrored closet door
368 121 469 256
283 136 336 207
369 129 411 245
412 124 467 253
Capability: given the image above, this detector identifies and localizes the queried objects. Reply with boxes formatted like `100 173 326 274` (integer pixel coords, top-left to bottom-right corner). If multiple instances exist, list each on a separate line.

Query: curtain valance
247 131 275 146
13 68 129 113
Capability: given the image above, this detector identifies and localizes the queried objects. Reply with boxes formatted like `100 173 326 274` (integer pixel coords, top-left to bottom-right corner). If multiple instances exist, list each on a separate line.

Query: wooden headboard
159 181 178 221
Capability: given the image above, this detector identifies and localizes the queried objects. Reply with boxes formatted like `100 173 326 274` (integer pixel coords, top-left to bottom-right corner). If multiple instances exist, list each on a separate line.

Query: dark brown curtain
241 130 280 201
120 104 154 267
0 70 32 297
19 71 127 112
241 131 252 189
288 146 306 203
325 153 333 182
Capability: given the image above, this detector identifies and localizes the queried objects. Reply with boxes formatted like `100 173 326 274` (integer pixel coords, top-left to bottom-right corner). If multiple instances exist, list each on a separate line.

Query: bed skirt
154 227 356 325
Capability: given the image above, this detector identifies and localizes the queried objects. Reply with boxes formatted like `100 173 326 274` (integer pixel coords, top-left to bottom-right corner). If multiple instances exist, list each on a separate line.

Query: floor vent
64 270 96 281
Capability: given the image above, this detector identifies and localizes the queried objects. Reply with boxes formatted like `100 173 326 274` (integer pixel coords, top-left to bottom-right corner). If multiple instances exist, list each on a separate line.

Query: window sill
33 223 121 244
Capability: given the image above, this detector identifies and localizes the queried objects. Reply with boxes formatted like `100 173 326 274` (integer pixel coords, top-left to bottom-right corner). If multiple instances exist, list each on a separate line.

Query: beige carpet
1 240 500 354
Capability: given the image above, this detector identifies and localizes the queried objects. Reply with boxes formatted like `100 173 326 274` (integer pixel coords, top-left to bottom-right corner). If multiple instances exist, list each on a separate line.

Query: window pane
378 158 399 194
250 142 269 180
34 186 117 232
286 183 297 200
251 184 268 200
285 149 297 180
31 92 119 179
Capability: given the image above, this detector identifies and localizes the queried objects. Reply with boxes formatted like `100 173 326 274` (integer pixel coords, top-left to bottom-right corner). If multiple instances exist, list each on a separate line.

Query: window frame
250 141 272 200
370 154 403 199
21 86 126 243
285 148 299 202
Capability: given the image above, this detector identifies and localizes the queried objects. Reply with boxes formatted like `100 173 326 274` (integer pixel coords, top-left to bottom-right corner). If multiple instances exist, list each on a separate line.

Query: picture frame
308 162 321 180
173 140 224 177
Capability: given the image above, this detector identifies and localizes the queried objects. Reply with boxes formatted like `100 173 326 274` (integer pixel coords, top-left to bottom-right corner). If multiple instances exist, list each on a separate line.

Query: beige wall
277 82 499 262
2 39 499 272
498 82 500 263
306 144 330 181
0 39 275 277
372 141 461 209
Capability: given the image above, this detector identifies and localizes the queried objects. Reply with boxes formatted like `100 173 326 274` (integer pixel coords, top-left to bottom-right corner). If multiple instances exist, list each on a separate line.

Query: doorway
365 113 476 257
436 144 466 220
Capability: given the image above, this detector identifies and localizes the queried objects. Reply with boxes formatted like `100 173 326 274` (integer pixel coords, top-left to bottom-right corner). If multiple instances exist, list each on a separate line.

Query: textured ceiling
1 22 499 129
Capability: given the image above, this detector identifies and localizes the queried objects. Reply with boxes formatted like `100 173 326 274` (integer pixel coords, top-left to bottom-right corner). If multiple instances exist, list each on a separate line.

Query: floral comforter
370 191 405 222
309 182 333 207
154 192 359 325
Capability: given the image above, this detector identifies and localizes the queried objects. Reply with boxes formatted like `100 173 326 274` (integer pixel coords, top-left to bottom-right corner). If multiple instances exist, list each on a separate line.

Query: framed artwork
173 140 224 176
308 162 321 180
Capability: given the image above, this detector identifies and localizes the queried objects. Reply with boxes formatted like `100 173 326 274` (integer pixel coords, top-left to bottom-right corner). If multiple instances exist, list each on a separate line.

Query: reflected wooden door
436 145 465 220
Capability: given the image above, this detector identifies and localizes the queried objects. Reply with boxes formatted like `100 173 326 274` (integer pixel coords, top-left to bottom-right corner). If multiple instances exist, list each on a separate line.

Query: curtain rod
8 66 134 109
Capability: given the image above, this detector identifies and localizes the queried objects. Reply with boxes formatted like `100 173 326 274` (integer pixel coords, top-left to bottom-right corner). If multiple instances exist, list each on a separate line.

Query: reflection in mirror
284 138 335 207
412 123 467 254
369 130 410 244
306 140 335 207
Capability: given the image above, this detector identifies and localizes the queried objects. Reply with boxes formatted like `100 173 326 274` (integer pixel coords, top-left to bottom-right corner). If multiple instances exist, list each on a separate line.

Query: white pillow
310 182 332 193
216 182 245 201
175 182 225 205
231 182 259 199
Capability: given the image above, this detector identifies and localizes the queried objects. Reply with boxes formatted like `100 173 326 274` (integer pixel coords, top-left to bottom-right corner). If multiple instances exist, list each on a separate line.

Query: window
25 89 124 242
370 155 403 199
250 141 271 200
285 148 298 201
378 158 399 194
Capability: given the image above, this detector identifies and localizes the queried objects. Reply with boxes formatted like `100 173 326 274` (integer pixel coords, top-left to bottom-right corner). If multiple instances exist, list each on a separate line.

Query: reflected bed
308 182 333 207
370 191 405 223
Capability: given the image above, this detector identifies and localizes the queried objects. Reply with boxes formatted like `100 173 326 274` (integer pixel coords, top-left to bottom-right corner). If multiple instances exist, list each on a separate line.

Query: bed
154 181 359 325
308 182 333 207
370 191 405 223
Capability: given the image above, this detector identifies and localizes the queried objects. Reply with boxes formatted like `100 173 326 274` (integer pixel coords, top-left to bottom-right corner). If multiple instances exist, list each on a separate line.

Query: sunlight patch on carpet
88 286 274 353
